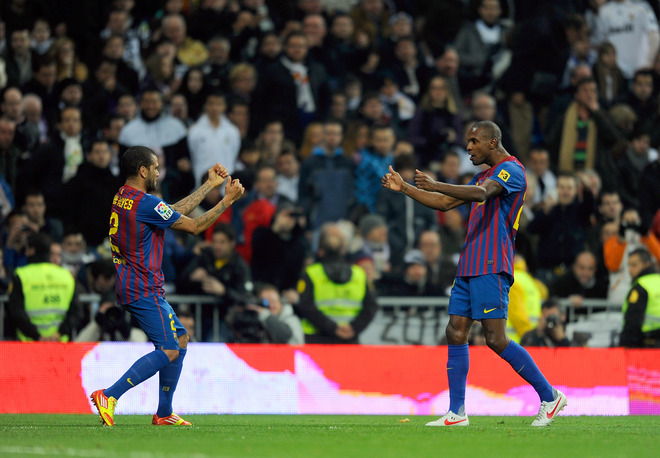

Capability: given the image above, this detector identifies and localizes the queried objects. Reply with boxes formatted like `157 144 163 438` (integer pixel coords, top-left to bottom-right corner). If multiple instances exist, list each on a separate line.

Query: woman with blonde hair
298 121 324 159
407 75 463 167
49 37 88 82
229 63 257 103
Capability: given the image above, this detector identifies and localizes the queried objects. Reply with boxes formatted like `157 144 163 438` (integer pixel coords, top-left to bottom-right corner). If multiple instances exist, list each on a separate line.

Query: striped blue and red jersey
109 185 182 305
455 156 526 278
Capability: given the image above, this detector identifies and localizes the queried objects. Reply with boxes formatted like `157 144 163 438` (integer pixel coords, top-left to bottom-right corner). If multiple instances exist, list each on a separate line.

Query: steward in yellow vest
297 224 378 344
7 233 81 342
620 248 660 348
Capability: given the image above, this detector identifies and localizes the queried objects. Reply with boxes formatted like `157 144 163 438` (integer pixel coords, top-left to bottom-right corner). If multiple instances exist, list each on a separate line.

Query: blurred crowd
1 0 660 347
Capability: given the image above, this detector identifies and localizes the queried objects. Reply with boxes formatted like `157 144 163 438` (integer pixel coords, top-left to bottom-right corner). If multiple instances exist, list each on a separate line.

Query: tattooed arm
170 163 228 215
170 177 245 235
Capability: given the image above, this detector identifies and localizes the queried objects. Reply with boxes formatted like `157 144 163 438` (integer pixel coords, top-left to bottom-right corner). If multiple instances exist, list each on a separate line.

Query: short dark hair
212 222 236 242
630 248 652 265
88 259 116 279
27 233 53 260
470 120 502 144
120 146 156 180
394 153 416 171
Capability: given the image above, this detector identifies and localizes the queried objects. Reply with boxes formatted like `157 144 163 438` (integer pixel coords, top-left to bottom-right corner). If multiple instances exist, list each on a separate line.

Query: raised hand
224 176 245 204
414 169 437 191
207 163 229 188
382 165 405 192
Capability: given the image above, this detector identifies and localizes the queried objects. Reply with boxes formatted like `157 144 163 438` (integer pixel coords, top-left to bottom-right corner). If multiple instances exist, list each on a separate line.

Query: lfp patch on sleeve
497 169 510 182
154 201 174 220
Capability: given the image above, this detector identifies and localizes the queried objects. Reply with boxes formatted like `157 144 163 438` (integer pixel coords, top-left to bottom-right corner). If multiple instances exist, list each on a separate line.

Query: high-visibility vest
506 270 542 342
300 263 367 335
623 273 660 334
15 262 75 342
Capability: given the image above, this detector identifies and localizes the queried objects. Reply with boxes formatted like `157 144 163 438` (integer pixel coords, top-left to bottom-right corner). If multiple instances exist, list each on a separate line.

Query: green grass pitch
1 415 659 457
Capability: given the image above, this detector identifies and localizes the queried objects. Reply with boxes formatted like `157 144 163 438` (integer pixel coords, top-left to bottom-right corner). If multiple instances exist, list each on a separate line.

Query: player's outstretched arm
414 169 504 204
170 177 244 235
381 165 465 212
170 163 229 215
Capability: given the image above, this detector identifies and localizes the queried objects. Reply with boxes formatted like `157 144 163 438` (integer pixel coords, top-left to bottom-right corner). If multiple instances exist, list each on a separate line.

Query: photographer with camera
244 283 304 344
604 207 660 304
521 298 571 348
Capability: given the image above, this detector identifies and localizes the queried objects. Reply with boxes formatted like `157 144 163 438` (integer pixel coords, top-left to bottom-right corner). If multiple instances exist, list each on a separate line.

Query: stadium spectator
115 93 137 122
550 251 608 316
454 0 510 94
118 88 191 201
241 283 305 345
188 92 241 187
592 41 626 108
257 120 294 167
200 36 232 93
594 0 660 79
0 116 24 201
100 114 125 177
6 233 82 341
376 153 438 268
520 298 571 348
527 172 595 285
525 148 557 211
620 248 660 348
179 223 251 342
376 248 444 297
506 255 545 343
407 75 463 168
616 69 656 121
297 222 378 344
546 77 624 191
60 230 97 278
4 28 36 88
34 106 87 218
75 259 147 343
639 146 660 233
178 67 208 122
235 165 292 263
603 208 660 304
2 210 31 275
354 213 390 281
298 121 323 160
82 59 130 135
275 149 300 203
101 35 140 96
99 8 145 80
251 203 308 296
438 208 466 264
617 126 657 210
22 189 63 242
49 37 88 83
30 18 53 56
228 63 257 105
21 56 58 129
62 140 122 248
417 229 456 297
298 119 356 233
162 13 209 68
355 125 395 213
251 30 331 144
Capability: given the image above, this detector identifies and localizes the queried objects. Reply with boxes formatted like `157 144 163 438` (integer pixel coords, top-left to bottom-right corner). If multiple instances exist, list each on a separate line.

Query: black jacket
62 162 122 247
251 58 331 144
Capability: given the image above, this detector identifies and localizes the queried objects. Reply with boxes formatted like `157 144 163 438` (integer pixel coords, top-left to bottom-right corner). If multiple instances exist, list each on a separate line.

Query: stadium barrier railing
0 294 624 345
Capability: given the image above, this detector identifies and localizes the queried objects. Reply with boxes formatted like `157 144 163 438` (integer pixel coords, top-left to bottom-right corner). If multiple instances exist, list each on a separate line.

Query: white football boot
425 411 469 427
531 389 567 427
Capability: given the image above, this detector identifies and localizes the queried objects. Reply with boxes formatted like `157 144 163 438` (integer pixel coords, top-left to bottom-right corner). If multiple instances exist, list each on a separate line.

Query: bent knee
445 324 468 345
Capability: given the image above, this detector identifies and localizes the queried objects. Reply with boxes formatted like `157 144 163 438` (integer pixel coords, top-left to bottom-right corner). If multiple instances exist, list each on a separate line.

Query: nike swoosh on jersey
483 308 497 314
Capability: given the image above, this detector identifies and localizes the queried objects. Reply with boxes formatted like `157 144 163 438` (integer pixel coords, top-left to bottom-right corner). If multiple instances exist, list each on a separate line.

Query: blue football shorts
125 295 186 350
448 273 511 320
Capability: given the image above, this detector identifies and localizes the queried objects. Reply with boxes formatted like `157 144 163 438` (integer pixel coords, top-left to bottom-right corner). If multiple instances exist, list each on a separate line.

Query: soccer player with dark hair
90 146 244 427
382 120 567 427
